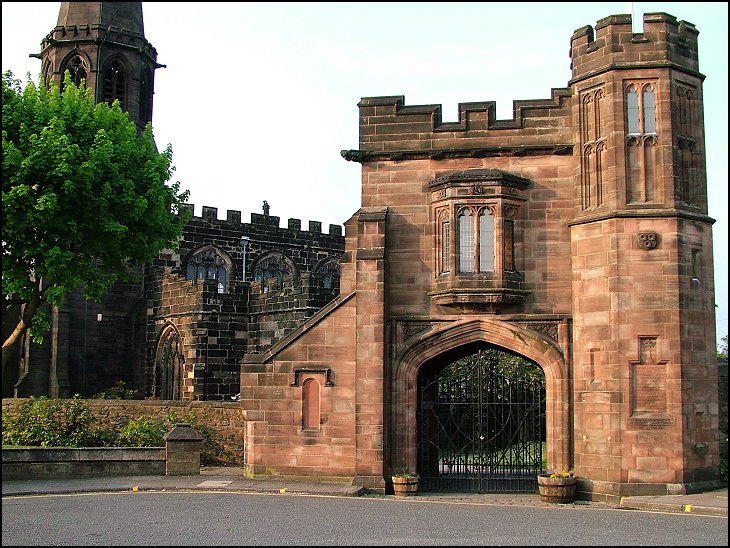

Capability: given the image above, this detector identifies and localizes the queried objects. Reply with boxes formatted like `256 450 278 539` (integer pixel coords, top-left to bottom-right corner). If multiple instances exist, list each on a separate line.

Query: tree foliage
2 71 190 371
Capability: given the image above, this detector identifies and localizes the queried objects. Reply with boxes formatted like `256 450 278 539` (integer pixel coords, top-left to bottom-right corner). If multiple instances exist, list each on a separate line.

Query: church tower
34 2 162 131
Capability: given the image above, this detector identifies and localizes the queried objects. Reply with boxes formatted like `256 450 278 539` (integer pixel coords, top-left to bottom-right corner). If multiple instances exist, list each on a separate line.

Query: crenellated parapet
181 204 343 238
570 12 701 84
344 88 573 161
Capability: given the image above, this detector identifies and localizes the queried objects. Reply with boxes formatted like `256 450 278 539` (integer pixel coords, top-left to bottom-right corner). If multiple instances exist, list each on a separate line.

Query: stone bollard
164 423 203 476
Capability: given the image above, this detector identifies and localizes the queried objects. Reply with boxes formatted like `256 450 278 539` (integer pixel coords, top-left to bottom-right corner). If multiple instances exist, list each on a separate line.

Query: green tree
2 71 190 378
718 335 728 361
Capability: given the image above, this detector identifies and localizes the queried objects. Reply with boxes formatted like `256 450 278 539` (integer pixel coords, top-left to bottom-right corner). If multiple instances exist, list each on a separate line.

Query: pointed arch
251 250 298 293
183 244 234 294
60 50 90 88
153 323 185 400
101 56 128 110
390 318 570 476
313 255 341 290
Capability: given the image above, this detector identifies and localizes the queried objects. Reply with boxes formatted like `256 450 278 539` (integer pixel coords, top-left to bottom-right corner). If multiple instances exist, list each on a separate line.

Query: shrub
91 380 141 400
117 416 167 447
1 395 112 447
3 398 223 464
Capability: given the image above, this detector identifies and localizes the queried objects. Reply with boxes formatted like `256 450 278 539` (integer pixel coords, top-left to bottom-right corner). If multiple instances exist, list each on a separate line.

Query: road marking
196 480 233 488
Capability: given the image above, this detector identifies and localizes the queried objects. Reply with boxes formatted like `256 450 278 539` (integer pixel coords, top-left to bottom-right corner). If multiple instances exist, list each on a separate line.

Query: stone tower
34 1 162 131
569 13 717 497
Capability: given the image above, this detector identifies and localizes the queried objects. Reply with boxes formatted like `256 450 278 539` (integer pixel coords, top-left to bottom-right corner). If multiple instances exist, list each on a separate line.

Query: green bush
117 416 167 447
1 395 111 447
91 380 141 400
2 398 223 464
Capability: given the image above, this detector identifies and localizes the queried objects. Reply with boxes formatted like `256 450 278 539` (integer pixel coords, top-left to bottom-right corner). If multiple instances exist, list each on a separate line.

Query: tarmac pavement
2 466 726 518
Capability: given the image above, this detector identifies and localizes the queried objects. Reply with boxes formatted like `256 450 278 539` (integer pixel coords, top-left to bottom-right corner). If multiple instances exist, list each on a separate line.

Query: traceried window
313 256 341 290
625 82 658 203
580 87 606 210
102 59 127 110
64 55 87 87
184 245 232 294
252 251 298 293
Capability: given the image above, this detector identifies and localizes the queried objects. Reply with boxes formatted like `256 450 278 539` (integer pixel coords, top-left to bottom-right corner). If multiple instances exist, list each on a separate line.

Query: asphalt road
2 491 727 546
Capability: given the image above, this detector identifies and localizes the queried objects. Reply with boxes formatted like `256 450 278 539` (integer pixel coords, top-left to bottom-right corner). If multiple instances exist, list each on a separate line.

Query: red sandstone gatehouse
238 12 720 502
4 3 720 503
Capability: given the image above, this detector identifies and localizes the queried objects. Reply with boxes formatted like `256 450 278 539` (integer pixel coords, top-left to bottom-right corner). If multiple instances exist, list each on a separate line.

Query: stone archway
389 318 571 482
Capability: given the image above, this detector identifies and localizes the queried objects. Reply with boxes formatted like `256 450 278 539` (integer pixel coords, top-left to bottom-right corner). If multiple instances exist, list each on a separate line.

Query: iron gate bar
417 348 546 493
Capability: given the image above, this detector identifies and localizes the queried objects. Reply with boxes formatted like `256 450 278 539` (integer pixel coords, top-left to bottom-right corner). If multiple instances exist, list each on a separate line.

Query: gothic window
580 87 606 210
184 245 232 294
42 60 53 88
676 84 697 204
313 256 341 290
102 59 127 110
625 82 658 203
428 169 529 312
139 69 152 124
154 325 184 400
252 251 298 293
63 55 87 87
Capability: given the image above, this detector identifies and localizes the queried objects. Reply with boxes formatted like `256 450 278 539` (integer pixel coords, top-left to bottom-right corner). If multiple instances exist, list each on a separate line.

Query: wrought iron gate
417 349 546 493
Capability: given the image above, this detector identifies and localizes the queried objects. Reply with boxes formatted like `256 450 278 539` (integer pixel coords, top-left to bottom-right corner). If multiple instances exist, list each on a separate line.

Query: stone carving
637 232 659 250
523 322 559 342
403 322 431 341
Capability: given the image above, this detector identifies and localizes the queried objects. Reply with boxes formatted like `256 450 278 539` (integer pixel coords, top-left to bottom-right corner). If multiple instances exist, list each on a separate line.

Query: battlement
349 87 573 160
180 203 343 237
570 12 700 84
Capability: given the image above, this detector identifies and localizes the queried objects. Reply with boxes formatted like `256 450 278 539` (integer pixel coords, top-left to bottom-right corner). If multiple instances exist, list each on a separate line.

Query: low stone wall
1 398 246 465
2 447 166 480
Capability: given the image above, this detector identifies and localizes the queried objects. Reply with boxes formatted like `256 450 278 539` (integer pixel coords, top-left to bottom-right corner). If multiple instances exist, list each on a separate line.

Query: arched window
102 59 126 110
627 85 640 134
625 82 659 203
184 245 232 294
64 55 87 87
313 256 341 290
252 251 298 293
139 69 152 124
154 325 184 400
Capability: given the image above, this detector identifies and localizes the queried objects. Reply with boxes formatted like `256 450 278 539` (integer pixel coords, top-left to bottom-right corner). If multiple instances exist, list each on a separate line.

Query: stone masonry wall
2 398 246 466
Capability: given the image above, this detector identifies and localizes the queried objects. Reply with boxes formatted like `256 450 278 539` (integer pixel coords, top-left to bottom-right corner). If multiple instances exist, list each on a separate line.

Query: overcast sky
2 2 727 345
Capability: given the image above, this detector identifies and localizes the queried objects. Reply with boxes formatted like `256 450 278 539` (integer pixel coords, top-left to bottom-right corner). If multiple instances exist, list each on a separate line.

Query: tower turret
568 12 717 498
